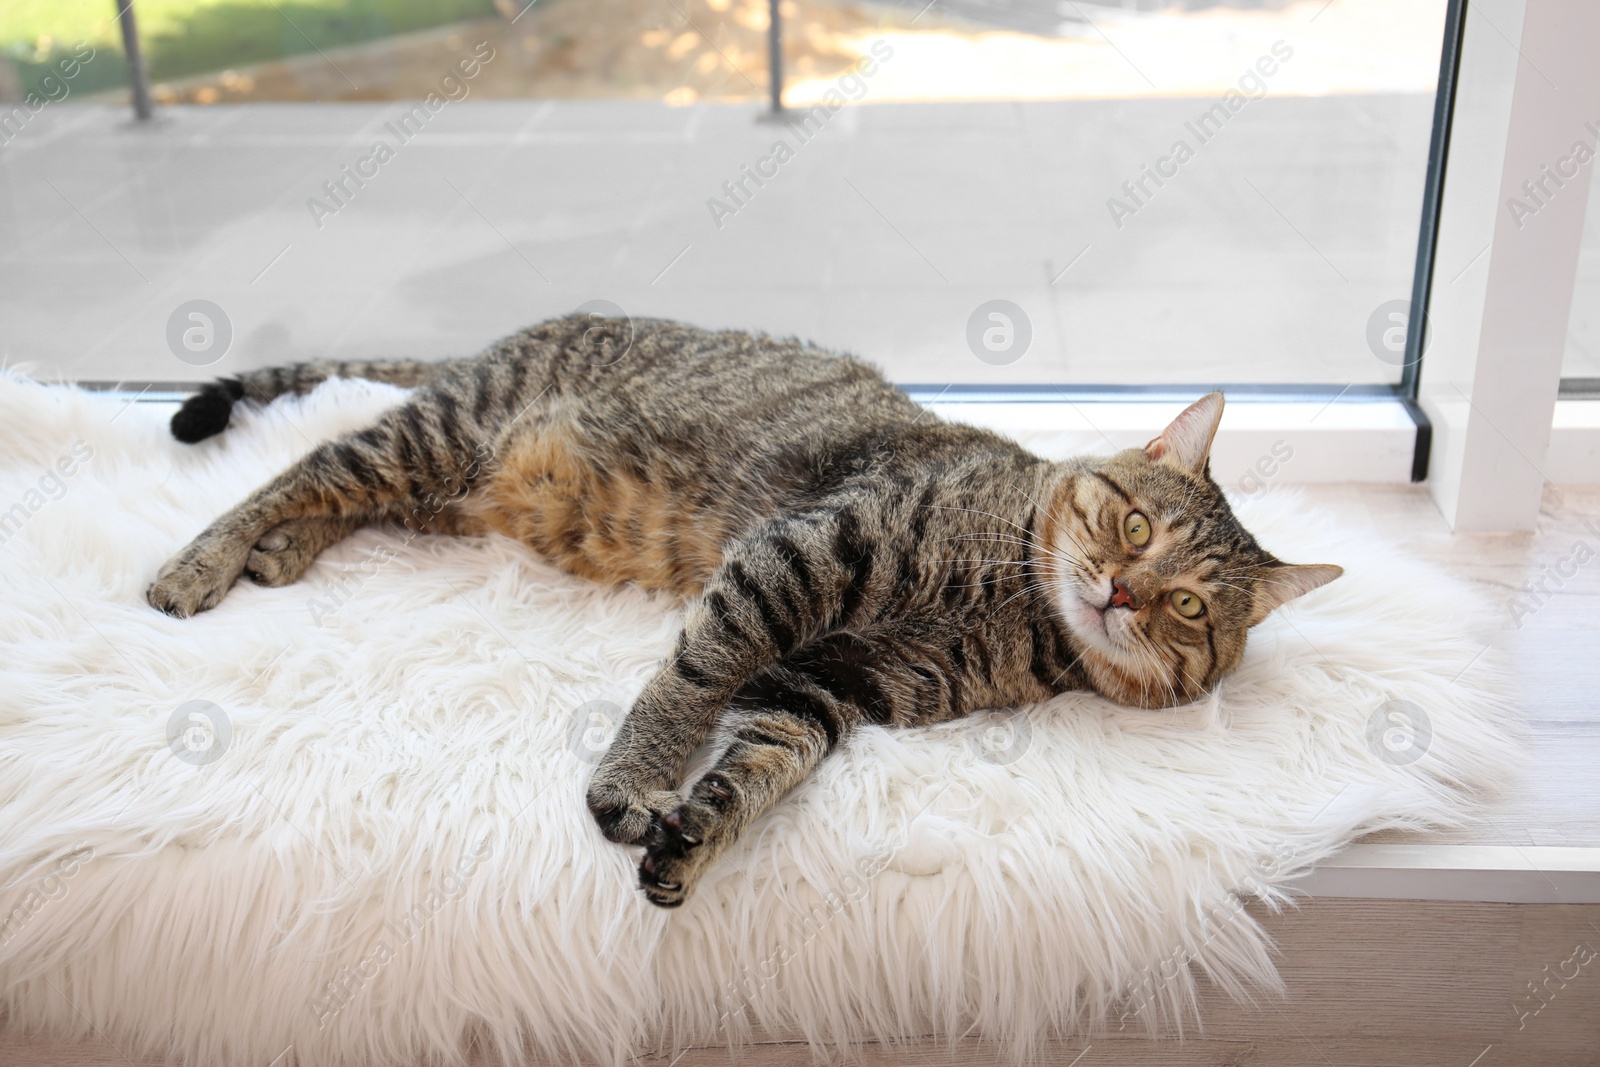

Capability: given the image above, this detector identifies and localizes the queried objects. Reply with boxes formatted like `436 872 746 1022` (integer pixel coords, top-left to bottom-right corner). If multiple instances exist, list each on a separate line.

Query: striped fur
148 315 1341 906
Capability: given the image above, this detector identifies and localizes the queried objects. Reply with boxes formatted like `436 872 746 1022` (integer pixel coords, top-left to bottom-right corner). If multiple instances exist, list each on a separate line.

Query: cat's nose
1108 577 1138 610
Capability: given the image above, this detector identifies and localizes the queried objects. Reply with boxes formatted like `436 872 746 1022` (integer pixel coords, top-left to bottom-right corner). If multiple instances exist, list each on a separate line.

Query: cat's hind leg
240 494 484 588
147 392 494 616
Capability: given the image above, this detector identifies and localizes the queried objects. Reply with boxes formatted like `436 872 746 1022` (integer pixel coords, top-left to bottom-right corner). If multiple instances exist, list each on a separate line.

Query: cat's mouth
1075 595 1109 633
1058 576 1145 665
1062 584 1120 652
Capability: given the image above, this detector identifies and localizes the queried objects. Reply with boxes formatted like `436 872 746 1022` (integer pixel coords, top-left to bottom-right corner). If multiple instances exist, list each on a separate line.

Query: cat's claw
638 804 708 908
660 807 701 845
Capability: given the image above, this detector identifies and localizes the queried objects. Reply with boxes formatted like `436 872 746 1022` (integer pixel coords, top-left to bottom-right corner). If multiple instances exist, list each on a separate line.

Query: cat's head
1038 393 1341 709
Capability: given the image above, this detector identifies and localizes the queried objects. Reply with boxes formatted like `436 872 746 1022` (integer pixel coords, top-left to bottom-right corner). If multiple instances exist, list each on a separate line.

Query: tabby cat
148 315 1340 907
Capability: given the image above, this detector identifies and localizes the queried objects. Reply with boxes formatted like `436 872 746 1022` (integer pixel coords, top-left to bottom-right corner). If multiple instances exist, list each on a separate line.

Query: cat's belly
468 420 735 596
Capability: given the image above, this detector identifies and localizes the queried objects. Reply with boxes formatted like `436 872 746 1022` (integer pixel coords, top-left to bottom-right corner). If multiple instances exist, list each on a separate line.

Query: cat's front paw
585 776 677 845
146 539 247 617
638 805 710 909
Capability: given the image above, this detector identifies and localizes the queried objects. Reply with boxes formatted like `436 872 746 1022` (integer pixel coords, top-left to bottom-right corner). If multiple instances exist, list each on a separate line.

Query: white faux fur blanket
0 373 1518 1066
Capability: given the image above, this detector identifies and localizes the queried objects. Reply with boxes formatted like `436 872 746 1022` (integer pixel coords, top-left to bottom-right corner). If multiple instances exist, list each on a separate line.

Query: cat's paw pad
638 806 707 908
244 525 311 586
256 528 292 552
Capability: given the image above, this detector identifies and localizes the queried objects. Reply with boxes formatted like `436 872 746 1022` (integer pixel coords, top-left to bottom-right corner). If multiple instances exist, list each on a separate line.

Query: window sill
1548 400 1600 485
1293 844 1600 904
106 387 1426 488
922 396 1421 488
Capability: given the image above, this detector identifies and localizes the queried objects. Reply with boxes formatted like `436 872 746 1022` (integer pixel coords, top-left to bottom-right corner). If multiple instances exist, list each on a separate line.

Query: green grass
3 0 497 99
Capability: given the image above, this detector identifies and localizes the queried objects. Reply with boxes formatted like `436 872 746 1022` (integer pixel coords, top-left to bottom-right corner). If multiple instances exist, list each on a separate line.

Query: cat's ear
1244 562 1344 626
1145 392 1225 475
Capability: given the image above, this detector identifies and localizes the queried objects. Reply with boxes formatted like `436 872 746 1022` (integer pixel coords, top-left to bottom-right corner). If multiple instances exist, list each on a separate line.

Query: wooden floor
4 483 1598 1066
6 900 1599 1067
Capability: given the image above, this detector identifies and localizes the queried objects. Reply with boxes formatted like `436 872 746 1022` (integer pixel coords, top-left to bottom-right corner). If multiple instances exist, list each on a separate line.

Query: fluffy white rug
0 373 1519 1066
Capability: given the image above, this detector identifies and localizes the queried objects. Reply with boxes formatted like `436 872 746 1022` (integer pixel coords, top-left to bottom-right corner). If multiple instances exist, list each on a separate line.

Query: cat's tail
170 358 456 444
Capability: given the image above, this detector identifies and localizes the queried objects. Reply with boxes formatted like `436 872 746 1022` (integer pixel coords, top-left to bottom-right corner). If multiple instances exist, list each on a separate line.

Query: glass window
1562 149 1600 393
0 0 1449 389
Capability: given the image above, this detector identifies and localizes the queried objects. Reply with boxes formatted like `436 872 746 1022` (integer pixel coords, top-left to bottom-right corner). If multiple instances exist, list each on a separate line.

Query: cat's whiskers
935 490 1094 581
930 552 1051 594
934 562 1036 587
1161 639 1204 703
1114 625 1181 707
937 530 1031 541
949 576 1033 592
985 580 1040 620
1009 482 1075 551
1045 552 1091 583
1210 579 1260 600
1050 548 1094 584
929 531 1058 596
1050 517 1099 575
925 504 1035 541
1025 478 1102 565
935 533 1033 552
1103 626 1159 705
1222 573 1300 592
1152 636 1201 698
1137 646 1178 708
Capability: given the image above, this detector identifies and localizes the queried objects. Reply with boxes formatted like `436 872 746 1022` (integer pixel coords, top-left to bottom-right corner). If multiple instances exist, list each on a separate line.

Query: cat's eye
1123 511 1151 547
1170 589 1204 618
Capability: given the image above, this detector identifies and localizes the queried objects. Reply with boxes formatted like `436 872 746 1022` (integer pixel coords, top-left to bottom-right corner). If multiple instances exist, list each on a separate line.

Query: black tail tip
171 380 242 443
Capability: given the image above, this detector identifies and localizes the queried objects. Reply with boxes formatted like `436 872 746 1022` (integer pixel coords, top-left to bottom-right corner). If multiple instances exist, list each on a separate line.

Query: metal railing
115 0 152 120
767 0 784 117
